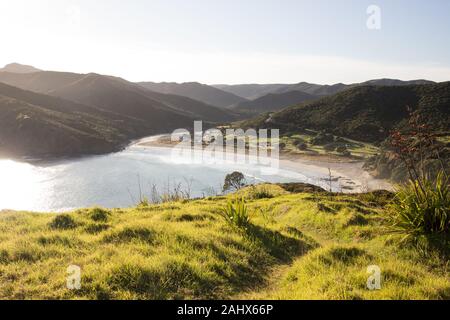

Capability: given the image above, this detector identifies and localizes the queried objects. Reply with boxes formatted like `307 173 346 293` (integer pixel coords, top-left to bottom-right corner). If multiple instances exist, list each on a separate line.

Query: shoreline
134 134 393 192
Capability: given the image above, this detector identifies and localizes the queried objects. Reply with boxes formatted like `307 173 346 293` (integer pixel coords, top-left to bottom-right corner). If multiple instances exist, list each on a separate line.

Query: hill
0 63 41 74
240 82 450 143
0 71 236 123
213 84 288 100
273 82 348 96
360 78 435 87
0 71 85 93
0 82 134 158
47 73 235 123
138 82 246 108
230 90 319 114
276 79 436 97
0 184 447 299
215 79 436 100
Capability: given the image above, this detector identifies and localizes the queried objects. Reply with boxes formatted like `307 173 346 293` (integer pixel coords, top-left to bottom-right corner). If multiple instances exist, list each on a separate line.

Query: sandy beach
134 134 393 192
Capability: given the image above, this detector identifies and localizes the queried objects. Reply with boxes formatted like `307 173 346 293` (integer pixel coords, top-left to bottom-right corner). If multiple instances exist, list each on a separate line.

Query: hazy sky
1 0 449 84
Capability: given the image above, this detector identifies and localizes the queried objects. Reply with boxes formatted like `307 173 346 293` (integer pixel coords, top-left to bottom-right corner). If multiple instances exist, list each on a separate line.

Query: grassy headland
0 184 447 300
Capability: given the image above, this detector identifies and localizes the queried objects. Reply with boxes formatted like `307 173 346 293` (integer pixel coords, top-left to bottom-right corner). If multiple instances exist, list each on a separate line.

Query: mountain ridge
215 79 437 99
138 81 246 108
238 82 450 143
0 71 237 123
0 63 41 74
229 90 319 114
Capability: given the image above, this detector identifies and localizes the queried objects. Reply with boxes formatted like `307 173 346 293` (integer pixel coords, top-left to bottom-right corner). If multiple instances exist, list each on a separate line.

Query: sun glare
0 160 42 211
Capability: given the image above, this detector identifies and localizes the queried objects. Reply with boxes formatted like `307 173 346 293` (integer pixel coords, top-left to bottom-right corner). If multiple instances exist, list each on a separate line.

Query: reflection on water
0 159 43 211
0 145 330 212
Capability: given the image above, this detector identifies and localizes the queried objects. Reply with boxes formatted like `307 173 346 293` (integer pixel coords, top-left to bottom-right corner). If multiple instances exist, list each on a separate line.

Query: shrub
385 111 450 245
84 223 110 234
336 145 347 153
89 208 110 222
323 143 336 152
249 186 274 199
311 132 334 145
220 198 250 229
342 150 351 157
388 172 449 242
297 142 308 151
49 214 77 230
138 197 151 207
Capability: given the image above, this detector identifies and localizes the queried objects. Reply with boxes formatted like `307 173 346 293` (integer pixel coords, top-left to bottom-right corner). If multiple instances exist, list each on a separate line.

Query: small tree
223 171 247 193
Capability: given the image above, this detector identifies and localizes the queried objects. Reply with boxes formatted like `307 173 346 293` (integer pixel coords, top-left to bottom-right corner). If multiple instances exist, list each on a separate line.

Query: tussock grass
388 172 449 243
49 214 77 230
87 208 110 222
0 184 447 300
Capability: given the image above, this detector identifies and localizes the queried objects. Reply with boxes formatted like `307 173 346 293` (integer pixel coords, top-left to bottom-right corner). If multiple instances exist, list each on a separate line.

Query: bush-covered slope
240 83 450 143
215 79 435 100
0 185 447 300
230 90 319 114
0 82 136 158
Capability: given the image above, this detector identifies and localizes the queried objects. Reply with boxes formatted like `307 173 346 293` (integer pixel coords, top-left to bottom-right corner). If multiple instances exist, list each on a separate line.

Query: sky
0 0 449 84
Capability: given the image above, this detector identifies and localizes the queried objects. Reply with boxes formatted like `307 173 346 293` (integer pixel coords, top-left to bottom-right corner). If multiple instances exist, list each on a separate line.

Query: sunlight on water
0 160 43 211
0 145 331 212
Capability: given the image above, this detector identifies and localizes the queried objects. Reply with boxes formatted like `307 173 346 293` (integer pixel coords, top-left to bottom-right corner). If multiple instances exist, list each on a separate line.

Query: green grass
0 185 448 300
212 129 379 159
280 131 379 159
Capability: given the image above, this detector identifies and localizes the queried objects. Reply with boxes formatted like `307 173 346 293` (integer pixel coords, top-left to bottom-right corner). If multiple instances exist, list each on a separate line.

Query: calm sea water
0 144 331 212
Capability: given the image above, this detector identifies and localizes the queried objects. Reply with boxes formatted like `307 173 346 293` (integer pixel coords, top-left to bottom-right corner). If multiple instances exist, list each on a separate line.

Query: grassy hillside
0 184 447 300
240 83 450 143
